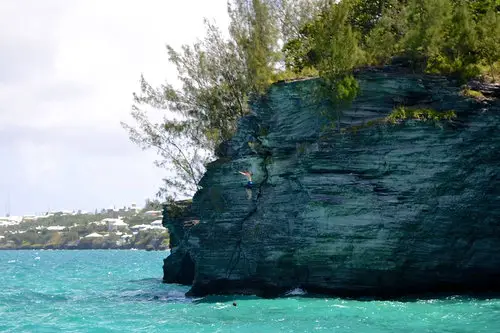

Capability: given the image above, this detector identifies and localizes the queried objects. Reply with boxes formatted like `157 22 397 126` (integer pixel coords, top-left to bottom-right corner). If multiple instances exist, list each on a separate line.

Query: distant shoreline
0 248 170 251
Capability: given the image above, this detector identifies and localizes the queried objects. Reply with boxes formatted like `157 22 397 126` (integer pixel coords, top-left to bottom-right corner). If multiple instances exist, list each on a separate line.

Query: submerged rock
163 68 500 298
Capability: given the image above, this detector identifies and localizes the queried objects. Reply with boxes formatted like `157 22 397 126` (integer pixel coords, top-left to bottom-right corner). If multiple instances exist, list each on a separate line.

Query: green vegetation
461 88 487 100
124 0 500 198
386 107 457 124
341 106 457 134
123 0 323 198
164 199 192 219
284 0 500 82
0 201 170 250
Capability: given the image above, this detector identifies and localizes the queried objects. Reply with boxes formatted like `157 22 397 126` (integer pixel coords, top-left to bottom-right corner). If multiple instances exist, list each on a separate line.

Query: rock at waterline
162 67 500 298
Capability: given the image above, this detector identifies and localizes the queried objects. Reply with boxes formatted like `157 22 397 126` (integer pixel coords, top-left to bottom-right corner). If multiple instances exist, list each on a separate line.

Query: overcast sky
0 0 228 216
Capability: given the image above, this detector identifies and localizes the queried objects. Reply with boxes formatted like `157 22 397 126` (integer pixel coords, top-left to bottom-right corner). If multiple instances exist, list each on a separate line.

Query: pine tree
477 7 500 80
229 0 280 94
402 0 453 70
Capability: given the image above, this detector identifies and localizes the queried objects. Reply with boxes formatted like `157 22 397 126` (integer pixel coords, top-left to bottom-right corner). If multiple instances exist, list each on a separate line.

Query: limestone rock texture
163 68 500 298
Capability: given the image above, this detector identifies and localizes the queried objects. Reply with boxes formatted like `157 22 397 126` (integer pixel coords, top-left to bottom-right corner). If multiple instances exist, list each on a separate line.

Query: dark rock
162 200 197 285
468 80 500 99
163 68 500 298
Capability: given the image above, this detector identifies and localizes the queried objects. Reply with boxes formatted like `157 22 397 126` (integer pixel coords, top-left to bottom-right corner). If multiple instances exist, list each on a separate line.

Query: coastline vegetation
123 0 500 198
0 202 169 251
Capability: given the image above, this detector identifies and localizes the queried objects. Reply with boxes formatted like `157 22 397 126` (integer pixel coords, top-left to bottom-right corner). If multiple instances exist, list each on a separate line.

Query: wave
285 288 307 296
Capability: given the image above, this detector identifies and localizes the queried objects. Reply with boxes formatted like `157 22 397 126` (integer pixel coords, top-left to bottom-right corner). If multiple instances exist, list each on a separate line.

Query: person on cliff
238 171 253 200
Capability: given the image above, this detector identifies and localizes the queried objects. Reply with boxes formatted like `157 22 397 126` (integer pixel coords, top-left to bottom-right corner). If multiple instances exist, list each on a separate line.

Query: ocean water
1 251 499 333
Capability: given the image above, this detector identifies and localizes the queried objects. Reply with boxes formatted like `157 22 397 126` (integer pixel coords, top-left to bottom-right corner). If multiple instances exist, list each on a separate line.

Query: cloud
0 0 229 215
0 40 53 84
0 125 132 157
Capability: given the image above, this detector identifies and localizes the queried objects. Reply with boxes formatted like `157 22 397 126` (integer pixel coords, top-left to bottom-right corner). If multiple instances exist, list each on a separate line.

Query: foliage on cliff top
284 0 500 82
124 0 500 199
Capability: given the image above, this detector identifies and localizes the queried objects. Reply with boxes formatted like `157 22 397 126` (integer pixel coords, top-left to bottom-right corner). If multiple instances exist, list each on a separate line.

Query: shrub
386 106 457 124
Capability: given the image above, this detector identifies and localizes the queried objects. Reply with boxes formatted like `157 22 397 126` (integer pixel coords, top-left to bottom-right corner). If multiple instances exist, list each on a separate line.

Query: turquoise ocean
1 250 499 333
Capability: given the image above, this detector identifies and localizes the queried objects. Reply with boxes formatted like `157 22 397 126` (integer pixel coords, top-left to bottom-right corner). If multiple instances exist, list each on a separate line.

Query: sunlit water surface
1 250 499 333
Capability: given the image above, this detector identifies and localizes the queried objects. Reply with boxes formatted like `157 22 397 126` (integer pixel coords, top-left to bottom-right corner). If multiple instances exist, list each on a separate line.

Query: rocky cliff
163 67 500 298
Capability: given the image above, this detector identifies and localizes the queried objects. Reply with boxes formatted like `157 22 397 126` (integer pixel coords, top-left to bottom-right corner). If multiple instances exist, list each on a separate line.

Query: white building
0 216 23 226
36 214 54 220
150 220 166 230
144 210 162 217
130 224 151 232
46 226 66 231
103 218 129 232
84 232 104 239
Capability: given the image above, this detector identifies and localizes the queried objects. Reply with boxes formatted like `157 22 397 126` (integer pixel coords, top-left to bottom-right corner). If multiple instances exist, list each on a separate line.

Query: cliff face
163 68 500 298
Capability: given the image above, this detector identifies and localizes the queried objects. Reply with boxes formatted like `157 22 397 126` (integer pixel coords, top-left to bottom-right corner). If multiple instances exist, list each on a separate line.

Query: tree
464 0 500 20
124 1 296 199
283 1 363 131
401 0 453 70
228 0 281 94
311 1 363 102
143 198 162 211
122 20 250 198
350 0 389 35
266 0 323 42
441 0 480 79
284 1 364 76
477 7 500 80
364 0 409 64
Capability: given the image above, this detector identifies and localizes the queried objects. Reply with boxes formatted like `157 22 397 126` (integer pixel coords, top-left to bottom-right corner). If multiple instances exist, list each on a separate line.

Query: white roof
113 220 128 226
101 218 126 224
151 220 163 226
130 224 150 230
151 226 167 230
84 232 104 238
47 226 66 231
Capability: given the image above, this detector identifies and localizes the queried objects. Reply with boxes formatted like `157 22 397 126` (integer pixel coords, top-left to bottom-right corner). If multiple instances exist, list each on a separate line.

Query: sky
0 0 229 216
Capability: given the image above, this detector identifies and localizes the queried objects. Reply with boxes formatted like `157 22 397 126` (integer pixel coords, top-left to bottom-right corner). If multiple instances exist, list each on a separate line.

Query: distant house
144 210 162 217
84 232 104 239
22 215 37 222
130 224 151 232
150 220 166 230
102 218 129 232
0 216 22 225
36 214 53 220
46 226 66 231
90 221 107 226
0 216 23 226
